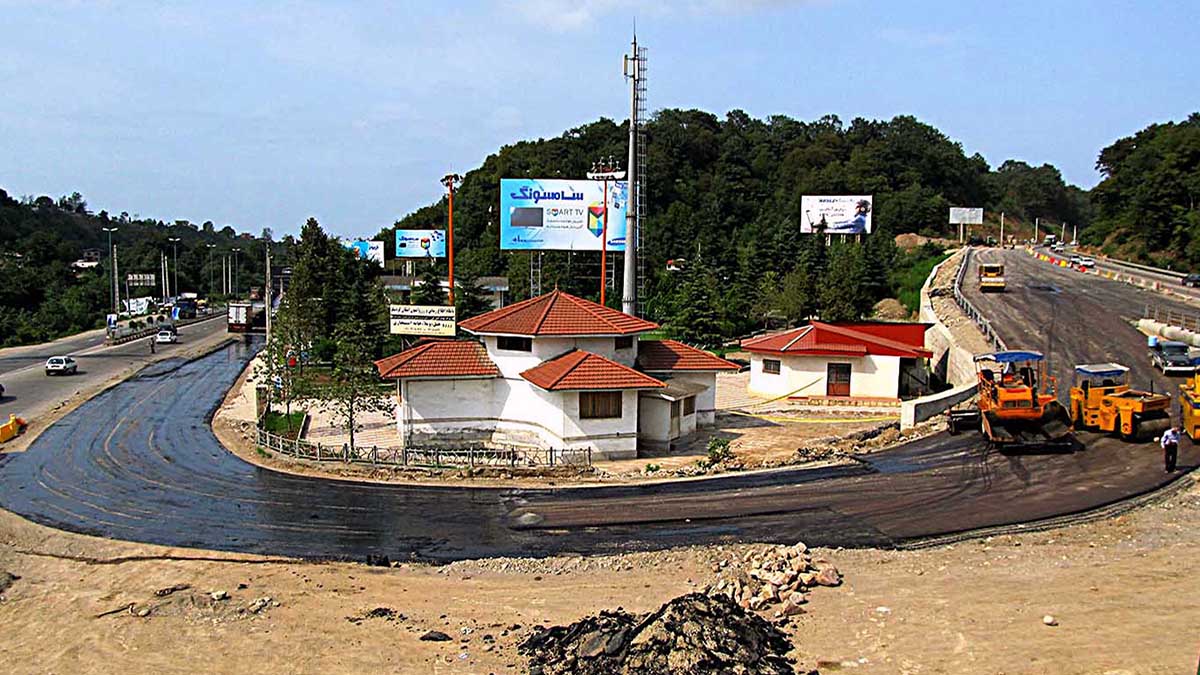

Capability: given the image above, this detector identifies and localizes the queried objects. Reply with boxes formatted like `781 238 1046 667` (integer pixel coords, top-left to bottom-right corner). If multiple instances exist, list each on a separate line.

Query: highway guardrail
953 247 1008 352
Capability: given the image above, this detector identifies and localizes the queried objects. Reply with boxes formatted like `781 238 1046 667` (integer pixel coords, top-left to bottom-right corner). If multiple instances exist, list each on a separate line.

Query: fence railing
952 247 1008 353
255 426 591 469
1143 304 1200 332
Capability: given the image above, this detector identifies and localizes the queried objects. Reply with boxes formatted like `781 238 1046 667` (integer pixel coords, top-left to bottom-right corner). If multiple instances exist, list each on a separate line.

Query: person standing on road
149 337 156 355
1161 426 1180 472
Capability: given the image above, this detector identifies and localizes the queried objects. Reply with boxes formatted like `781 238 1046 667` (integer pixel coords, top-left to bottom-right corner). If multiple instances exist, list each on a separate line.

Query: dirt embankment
927 249 995 356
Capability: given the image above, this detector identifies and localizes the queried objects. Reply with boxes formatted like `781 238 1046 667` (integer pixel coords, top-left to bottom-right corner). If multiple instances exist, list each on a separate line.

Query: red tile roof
458 289 659 337
636 339 740 372
374 340 499 379
741 321 932 359
521 350 665 391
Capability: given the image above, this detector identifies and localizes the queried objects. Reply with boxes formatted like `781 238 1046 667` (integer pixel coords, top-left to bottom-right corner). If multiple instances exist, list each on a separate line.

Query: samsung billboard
395 229 447 258
500 178 629 251
801 196 874 234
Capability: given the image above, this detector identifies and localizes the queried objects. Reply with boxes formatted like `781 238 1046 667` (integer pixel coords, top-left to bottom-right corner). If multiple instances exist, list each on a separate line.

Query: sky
1 0 1196 238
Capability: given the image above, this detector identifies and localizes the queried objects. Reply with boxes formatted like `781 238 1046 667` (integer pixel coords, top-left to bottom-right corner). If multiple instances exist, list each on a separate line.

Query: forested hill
1084 113 1200 266
0 189 276 346
378 110 1090 339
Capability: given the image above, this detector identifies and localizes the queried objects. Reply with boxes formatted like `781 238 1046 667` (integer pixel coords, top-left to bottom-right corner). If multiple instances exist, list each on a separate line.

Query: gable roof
374 339 499 379
521 350 665 391
458 289 659 337
636 339 740 372
741 321 932 359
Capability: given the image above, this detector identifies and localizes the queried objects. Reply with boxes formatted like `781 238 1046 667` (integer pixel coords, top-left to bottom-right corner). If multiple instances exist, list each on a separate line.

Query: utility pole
231 247 241 299
588 156 625 306
1062 222 1068 245
265 247 272 341
622 33 643 317
168 237 181 299
102 226 119 315
206 244 216 298
113 244 121 314
999 212 1005 247
441 174 461 305
1034 217 1039 243
1072 223 1077 245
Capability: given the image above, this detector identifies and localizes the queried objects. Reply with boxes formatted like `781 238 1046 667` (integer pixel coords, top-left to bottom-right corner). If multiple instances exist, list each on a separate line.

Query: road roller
1068 363 1171 441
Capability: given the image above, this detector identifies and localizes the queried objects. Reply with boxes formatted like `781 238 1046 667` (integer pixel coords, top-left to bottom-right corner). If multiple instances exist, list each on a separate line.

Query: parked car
1182 273 1200 287
1068 255 1082 265
1080 257 1096 268
155 330 178 344
45 356 78 376
1149 340 1194 374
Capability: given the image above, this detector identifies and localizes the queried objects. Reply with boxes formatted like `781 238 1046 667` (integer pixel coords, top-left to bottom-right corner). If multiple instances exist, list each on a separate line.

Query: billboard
389 305 456 336
500 178 628 251
949 207 984 225
395 229 447 258
126 273 156 287
801 196 873 234
343 239 384 264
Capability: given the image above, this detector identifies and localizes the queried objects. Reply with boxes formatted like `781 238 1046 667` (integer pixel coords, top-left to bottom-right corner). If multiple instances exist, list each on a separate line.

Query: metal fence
255 426 591 469
953 247 1008 352
1143 304 1200 332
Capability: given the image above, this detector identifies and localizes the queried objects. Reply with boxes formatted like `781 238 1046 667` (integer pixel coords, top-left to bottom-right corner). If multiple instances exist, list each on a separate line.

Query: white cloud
505 0 824 31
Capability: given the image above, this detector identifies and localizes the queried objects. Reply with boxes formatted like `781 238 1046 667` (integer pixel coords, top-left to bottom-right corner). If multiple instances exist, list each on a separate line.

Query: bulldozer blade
1038 401 1074 442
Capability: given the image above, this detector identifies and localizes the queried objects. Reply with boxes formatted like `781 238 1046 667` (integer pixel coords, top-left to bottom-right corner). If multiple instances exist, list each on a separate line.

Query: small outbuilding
741 321 932 401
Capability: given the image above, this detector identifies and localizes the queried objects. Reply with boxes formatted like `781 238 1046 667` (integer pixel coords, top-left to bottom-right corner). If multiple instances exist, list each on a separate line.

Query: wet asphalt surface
0 256 1196 562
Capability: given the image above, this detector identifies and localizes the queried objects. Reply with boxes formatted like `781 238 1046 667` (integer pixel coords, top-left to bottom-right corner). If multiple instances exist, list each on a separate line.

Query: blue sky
1 0 1196 238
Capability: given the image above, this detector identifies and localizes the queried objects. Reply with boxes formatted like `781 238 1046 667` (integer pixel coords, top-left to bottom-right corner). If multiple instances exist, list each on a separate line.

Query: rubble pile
520 593 796 675
703 542 841 618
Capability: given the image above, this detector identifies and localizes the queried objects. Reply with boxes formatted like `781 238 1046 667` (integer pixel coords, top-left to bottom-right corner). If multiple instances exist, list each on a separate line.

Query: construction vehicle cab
978 263 1006 292
949 350 1073 450
1180 371 1200 441
1069 363 1171 440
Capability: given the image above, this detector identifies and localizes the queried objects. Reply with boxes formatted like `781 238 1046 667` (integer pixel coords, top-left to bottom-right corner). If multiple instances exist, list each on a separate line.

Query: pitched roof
741 321 932 359
374 339 499 379
521 350 665 391
458 289 659 337
636 339 740 372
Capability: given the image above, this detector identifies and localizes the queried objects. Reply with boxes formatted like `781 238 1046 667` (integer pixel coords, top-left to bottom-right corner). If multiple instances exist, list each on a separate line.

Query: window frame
683 396 696 416
614 335 634 350
763 358 782 375
579 391 623 419
496 336 533 352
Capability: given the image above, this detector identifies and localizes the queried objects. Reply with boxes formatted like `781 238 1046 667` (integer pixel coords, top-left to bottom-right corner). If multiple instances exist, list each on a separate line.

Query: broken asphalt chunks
520 592 796 675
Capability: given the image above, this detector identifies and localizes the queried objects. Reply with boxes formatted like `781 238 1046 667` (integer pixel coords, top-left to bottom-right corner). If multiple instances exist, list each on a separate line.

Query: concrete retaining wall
900 381 977 429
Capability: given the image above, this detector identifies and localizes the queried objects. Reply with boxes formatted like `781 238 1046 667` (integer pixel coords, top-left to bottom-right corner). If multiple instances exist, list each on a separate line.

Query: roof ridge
459 292 543 329
782 325 813 351
532 290 559 334
566 292 620 330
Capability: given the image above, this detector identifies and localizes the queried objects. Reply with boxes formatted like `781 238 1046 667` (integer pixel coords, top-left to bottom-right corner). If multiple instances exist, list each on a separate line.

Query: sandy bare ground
2 467 1199 674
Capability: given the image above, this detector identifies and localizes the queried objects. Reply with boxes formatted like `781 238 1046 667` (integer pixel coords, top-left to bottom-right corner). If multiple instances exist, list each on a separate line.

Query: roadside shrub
706 436 733 464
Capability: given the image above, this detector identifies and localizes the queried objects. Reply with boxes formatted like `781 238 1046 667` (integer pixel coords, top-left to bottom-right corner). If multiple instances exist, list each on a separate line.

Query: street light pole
441 173 461 305
231 247 241 299
168 237 181 299
587 156 626 307
206 244 216 298
102 226 119 314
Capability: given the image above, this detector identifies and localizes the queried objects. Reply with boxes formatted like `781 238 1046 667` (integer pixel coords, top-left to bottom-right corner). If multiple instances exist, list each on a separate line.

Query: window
683 396 696 416
497 336 532 352
580 391 622 419
763 359 781 375
615 336 634 350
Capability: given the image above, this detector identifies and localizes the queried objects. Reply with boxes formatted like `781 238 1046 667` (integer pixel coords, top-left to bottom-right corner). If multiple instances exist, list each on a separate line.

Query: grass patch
262 411 306 440
893 248 952 314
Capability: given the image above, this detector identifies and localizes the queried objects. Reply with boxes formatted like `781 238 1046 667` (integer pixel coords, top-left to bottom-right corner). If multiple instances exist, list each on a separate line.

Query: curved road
0 254 1194 562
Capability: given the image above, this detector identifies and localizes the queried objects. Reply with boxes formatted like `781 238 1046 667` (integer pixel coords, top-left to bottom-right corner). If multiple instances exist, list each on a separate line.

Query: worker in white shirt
1160 426 1181 472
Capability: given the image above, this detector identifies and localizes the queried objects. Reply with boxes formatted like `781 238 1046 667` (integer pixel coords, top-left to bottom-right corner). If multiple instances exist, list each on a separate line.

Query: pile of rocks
520 593 798 675
703 542 841 619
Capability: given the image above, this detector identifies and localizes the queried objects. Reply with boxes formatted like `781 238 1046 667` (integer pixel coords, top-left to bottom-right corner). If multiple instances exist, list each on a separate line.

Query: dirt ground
2 469 1198 674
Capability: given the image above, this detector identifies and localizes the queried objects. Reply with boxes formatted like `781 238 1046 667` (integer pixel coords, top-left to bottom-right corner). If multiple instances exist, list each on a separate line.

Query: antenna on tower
621 31 647 317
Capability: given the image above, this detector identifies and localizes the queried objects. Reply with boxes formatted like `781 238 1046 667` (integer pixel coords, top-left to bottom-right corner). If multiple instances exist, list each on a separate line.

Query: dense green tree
410 262 446 306
453 268 492 323
323 320 394 454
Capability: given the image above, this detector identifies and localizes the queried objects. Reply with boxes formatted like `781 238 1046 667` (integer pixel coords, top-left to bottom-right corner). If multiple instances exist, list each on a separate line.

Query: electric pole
102 226 119 314
441 174 461 305
588 156 625 306
168 237 181 299
231 247 241 299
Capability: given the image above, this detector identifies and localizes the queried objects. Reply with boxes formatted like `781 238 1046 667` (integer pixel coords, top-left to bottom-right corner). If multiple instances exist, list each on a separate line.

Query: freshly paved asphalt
0 257 1195 562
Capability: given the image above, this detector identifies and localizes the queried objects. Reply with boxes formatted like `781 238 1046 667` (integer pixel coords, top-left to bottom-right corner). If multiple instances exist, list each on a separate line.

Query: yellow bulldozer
1068 363 1171 441
948 350 1073 450
1180 371 1200 440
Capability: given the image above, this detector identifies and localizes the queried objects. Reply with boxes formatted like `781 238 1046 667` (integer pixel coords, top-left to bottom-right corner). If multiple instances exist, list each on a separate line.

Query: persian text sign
500 178 628 251
389 304 456 336
949 207 984 225
126 273 156 286
395 229 447 258
801 196 873 234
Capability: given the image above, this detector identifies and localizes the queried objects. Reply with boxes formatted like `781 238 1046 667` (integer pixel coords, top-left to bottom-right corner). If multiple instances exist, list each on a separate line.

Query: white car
45 356 78 376
1080 257 1096 268
1069 255 1082 265
156 330 178 344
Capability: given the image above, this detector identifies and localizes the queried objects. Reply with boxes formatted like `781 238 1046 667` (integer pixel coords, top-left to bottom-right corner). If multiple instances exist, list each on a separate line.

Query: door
826 363 851 397
669 400 681 439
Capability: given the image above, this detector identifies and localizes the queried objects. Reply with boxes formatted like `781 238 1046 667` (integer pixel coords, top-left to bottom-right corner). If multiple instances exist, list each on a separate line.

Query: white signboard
126 273 156 286
389 304 457 336
949 207 984 225
800 196 873 234
122 296 154 316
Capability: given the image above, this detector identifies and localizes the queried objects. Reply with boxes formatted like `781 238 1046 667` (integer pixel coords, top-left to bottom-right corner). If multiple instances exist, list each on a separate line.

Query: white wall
659 371 719 426
486 335 638 378
638 396 672 442
559 388 640 458
746 353 901 399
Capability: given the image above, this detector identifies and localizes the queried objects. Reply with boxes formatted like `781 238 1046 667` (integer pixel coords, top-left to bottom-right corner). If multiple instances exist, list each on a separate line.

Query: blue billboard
394 229 447 258
500 178 628 251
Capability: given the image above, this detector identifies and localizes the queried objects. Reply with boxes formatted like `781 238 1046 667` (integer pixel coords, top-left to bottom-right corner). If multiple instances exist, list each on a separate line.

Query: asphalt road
0 261 1196 562
0 315 228 423
1036 244 1200 304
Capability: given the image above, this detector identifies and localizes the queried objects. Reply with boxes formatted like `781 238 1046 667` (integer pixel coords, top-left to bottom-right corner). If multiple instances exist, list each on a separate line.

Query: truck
227 302 252 333
1043 234 1057 247
977 263 1006 292
1148 337 1194 375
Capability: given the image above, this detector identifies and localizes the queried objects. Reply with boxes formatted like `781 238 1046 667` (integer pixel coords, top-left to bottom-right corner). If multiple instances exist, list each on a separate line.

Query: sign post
587 159 626 306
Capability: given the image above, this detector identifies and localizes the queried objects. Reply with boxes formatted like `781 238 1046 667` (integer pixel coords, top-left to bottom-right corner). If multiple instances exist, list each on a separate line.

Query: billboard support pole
442 174 461 305
588 158 626 308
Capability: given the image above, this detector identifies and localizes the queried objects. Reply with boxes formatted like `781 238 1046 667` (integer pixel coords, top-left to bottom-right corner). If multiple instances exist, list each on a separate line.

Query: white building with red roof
374 290 738 459
740 321 932 401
